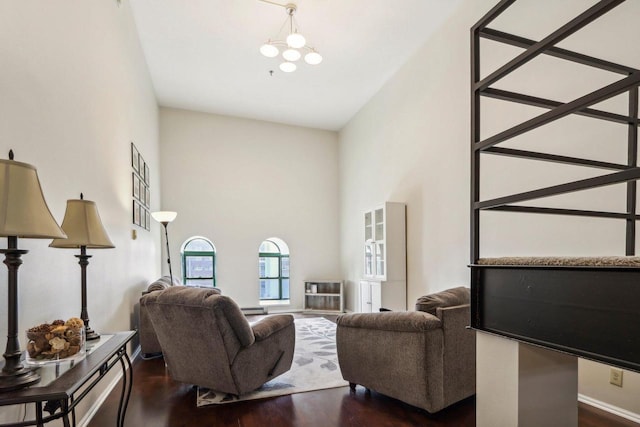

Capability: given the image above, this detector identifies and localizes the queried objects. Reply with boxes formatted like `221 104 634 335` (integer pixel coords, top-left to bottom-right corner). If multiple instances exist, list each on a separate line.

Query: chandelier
259 2 323 73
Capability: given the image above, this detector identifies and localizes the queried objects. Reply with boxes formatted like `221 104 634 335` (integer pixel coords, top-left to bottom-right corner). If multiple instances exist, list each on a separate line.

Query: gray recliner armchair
138 276 190 357
141 286 295 395
336 287 475 413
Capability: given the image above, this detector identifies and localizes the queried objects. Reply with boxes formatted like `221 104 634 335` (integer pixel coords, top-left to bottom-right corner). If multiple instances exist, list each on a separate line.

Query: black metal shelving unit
470 0 640 372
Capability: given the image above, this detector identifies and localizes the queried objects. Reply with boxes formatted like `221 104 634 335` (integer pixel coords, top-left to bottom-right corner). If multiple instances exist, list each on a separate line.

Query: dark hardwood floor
88 314 639 427
90 355 474 427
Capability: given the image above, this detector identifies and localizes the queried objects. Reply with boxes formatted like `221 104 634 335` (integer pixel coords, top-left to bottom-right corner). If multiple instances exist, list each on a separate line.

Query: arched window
258 238 289 301
181 236 216 287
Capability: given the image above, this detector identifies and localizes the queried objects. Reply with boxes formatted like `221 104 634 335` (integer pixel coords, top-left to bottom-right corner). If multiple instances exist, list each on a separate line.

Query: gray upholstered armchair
336 287 475 413
141 286 295 396
138 276 192 356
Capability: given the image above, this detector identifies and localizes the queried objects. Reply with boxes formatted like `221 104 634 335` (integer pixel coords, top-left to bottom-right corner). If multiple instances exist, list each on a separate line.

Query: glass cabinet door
374 208 384 241
365 211 373 241
364 243 373 276
375 242 385 278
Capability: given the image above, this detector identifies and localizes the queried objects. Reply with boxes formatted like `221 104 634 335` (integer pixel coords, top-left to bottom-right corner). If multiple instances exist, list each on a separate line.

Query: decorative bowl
26 317 86 364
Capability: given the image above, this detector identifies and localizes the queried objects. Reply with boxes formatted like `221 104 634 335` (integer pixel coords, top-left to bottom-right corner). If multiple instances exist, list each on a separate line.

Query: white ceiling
129 0 463 131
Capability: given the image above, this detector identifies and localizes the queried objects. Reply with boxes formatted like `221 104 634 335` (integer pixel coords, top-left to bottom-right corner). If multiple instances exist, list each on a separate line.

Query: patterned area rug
196 317 348 406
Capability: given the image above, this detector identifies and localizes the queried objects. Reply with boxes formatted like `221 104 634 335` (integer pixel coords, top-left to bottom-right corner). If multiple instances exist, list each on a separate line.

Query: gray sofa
336 286 475 413
141 286 295 395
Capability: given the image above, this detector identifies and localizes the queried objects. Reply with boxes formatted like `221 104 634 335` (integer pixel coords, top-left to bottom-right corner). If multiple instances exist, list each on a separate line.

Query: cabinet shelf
303 281 343 313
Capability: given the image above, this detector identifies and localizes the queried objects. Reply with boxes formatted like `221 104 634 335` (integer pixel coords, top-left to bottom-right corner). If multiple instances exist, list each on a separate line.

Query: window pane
186 279 214 287
281 257 289 278
282 279 289 299
259 240 280 253
260 279 280 299
185 238 214 252
259 257 279 278
186 255 213 278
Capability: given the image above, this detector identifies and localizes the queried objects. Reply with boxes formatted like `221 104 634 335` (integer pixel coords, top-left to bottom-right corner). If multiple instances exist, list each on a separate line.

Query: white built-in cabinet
360 202 407 312
359 280 382 313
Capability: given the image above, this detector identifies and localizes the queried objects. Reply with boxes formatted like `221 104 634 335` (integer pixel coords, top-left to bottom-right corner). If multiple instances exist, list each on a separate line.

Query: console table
0 330 136 427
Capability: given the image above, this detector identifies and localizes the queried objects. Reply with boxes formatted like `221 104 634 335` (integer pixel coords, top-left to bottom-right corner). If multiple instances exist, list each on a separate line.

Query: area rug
196 317 348 406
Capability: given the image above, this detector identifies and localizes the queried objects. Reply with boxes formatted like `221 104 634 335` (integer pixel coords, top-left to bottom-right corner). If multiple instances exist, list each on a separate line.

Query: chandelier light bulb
304 51 323 65
279 62 297 73
283 49 301 62
260 43 279 58
286 32 306 49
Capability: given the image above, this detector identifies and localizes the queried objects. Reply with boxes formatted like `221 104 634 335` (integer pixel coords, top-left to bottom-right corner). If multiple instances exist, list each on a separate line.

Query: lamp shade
279 62 297 73
304 51 323 65
282 49 301 62
151 211 177 224
286 32 306 49
260 43 279 58
0 158 66 239
49 199 114 248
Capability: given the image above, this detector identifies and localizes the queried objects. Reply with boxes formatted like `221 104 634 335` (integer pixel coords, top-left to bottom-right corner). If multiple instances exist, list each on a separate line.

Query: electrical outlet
610 368 623 387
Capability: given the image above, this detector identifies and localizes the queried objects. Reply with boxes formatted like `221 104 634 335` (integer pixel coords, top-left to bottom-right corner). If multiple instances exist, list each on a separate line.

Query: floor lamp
0 151 67 392
50 194 114 341
151 211 177 284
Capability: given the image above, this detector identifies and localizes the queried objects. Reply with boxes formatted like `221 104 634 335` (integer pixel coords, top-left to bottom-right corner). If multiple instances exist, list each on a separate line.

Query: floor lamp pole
162 222 173 284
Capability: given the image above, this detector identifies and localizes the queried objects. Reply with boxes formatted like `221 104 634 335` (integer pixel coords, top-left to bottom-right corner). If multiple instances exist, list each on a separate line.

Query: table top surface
0 330 136 405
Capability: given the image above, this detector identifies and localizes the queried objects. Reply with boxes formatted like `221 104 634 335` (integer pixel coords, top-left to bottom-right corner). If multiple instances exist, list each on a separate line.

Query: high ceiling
129 0 463 131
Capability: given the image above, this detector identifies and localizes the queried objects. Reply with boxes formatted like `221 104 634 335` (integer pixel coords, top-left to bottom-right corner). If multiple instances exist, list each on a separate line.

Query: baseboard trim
78 345 140 427
269 308 304 314
578 393 640 424
241 306 268 315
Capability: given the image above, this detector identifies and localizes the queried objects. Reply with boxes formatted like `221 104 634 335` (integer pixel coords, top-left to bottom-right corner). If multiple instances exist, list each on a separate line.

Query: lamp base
0 366 40 392
86 327 100 341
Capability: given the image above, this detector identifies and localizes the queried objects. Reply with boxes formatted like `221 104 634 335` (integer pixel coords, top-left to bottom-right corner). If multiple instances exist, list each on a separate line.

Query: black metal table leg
116 349 133 427
61 400 71 427
35 401 44 427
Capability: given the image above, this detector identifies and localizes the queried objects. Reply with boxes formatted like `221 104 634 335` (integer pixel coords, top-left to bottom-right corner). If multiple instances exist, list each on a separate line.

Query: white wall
159 108 340 309
0 0 160 423
339 0 640 418
339 1 485 309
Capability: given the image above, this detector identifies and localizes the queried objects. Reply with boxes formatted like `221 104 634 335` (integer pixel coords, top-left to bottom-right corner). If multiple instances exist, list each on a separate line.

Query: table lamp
50 194 114 340
0 150 67 392
151 211 177 285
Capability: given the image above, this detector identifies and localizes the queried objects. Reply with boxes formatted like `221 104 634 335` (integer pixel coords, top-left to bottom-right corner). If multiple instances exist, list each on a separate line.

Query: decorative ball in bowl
26 317 86 364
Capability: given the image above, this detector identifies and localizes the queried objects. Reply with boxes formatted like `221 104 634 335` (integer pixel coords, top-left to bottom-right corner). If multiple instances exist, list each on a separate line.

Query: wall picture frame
140 206 146 229
131 143 139 173
144 185 150 208
131 142 150 230
133 201 141 226
133 173 140 200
